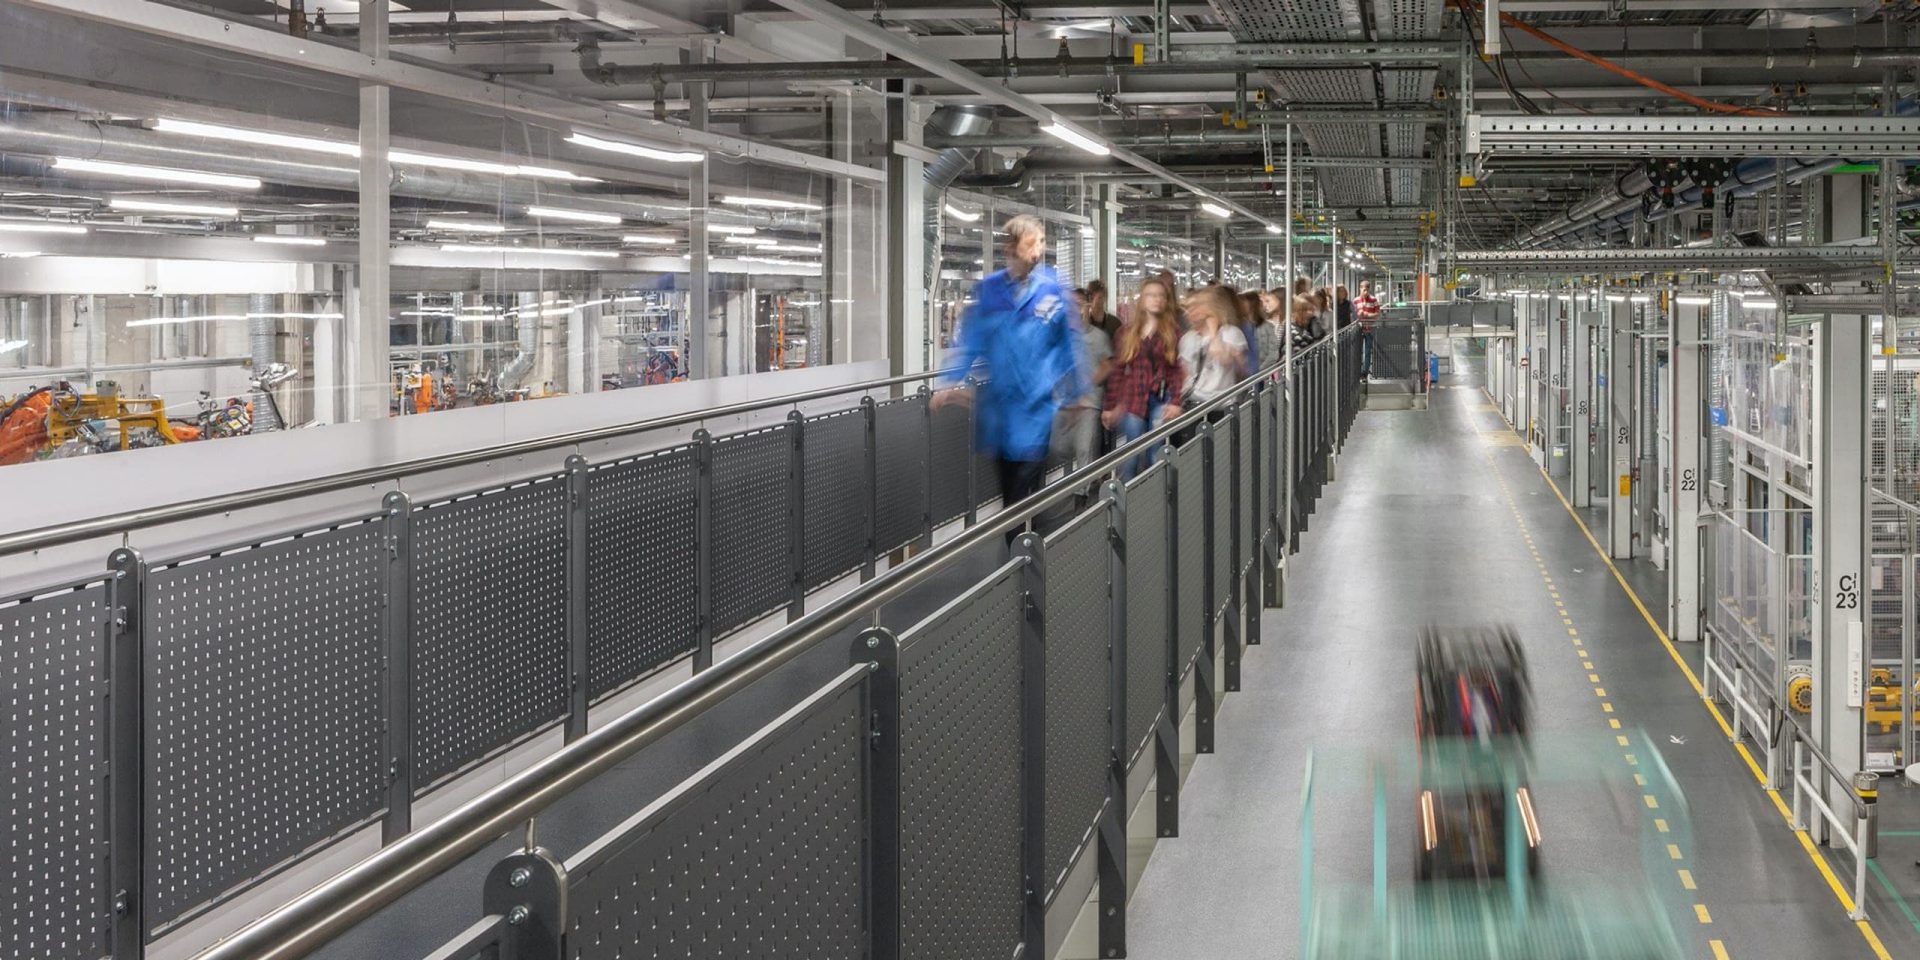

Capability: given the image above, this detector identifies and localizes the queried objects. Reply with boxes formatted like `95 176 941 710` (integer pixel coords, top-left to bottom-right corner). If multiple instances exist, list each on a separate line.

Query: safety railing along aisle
151 334 1360 960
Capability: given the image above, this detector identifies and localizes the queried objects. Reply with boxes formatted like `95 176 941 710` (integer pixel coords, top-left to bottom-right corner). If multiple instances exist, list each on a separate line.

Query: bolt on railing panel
585 445 699 701
930 403 973 528
875 396 931 554
1174 439 1208 669
1124 464 1171 763
1041 510 1114 901
410 477 570 789
897 563 1026 960
144 520 389 932
710 424 797 636
564 668 870 960
800 409 869 590
1 580 110 960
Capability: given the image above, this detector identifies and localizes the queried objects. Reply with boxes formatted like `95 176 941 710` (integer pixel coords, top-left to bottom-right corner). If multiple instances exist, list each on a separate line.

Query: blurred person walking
1053 286 1113 470
933 214 1089 508
1354 279 1382 376
1102 276 1184 480
1180 286 1250 408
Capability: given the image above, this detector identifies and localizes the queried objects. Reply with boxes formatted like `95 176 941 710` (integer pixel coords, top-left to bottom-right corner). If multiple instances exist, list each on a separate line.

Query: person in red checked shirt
1354 280 1382 377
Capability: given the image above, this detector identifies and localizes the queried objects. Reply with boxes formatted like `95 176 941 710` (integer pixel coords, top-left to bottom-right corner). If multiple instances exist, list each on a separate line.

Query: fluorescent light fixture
0 339 28 355
253 235 327 246
622 235 677 246
0 221 86 235
1079 225 1095 237
571 298 611 311
707 224 757 236
1677 294 1713 306
439 243 620 259
1200 202 1232 219
126 314 247 327
718 195 823 212
1741 298 1778 310
109 198 239 217
760 242 823 254
565 132 705 164
1629 293 1652 304
400 310 457 317
527 205 620 225
53 156 260 190
1042 122 1110 156
1604 293 1627 303
0 251 43 259
153 117 355 156
248 312 343 320
944 204 981 223
460 305 500 313
725 237 777 247
426 219 505 234
1266 224 1284 234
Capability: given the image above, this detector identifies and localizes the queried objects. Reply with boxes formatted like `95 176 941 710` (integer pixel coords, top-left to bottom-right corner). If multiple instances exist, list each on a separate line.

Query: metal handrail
0 370 940 556
191 355 1313 960
1783 716 1869 821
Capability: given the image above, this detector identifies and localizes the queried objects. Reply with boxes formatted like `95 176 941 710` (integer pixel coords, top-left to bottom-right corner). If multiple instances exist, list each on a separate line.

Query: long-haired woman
1179 285 1250 407
1102 276 1185 479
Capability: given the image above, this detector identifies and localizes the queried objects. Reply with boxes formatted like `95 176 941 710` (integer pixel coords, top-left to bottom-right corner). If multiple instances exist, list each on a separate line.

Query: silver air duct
247 294 281 432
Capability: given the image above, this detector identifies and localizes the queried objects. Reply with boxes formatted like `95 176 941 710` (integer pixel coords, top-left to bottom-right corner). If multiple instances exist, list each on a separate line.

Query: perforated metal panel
876 395 930 552
930 404 973 526
802 408 868 589
899 565 1025 960
1174 440 1208 666
587 445 697 700
1211 427 1232 616
1041 511 1110 898
2 583 108 960
711 425 793 635
1238 402 1257 575
146 523 386 928
1124 468 1170 761
975 441 1003 507
412 478 569 788
566 678 867 960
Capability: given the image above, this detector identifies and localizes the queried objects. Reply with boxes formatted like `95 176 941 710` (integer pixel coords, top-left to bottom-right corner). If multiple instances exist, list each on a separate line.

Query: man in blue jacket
933 214 1090 507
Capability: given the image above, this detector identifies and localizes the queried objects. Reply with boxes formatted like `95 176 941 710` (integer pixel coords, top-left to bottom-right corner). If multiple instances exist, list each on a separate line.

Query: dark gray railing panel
875 395 930 553
1237 400 1256 574
585 444 698 701
145 522 388 930
1040 510 1111 898
898 563 1025 960
565 672 868 960
801 408 867 590
2 581 109 960
710 424 795 636
1211 423 1231 617
974 441 1003 508
929 403 972 527
411 478 569 788
1123 466 1169 761
1173 439 1207 667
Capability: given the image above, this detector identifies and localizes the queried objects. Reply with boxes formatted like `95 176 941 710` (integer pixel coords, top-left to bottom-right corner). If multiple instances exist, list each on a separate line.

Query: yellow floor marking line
1476 384 1895 960
1610 719 1623 729
1696 904 1714 924
1710 940 1731 960
1679 869 1697 890
1655 818 1669 833
1668 843 1685 860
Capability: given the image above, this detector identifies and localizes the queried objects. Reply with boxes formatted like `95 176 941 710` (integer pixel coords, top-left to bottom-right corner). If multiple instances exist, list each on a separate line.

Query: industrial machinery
1413 626 1538 882
0 381 183 462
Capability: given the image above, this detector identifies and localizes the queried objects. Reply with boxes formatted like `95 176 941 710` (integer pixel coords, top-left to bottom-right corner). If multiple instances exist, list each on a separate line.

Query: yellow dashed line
1645 795 1661 810
1588 673 1600 683
1617 735 1630 747
1711 941 1731 960
1694 904 1713 924
1679 869 1696 890
1594 687 1607 697
1609 718 1622 729
1602 702 1615 713
1655 818 1669 833
1667 843 1685 861
1634 774 1647 786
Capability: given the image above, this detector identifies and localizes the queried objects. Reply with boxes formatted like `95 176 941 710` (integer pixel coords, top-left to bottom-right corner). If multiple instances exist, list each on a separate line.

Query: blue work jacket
940 264 1090 462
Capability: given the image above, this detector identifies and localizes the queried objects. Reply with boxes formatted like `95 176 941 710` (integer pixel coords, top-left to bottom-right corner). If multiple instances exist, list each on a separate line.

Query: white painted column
349 0 390 422
1668 297 1705 642
1571 308 1595 507
1608 300 1634 559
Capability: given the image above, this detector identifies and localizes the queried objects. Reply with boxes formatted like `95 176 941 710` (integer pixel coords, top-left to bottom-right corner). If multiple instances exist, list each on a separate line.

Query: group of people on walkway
936 215 1383 506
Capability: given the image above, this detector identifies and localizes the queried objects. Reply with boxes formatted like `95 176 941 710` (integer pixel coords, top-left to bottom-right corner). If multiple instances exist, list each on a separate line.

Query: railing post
964 385 979 527
1195 419 1218 752
861 396 880 582
1157 443 1181 838
919 385 935 550
692 428 714 671
1013 531 1048 953
787 411 808 622
563 457 589 743
1223 409 1243 691
106 546 147 960
1790 739 1807 830
1099 478 1128 958
1265 378 1284 609
854 626 902 960
1248 386 1266 640
482 840 567 960
380 491 415 841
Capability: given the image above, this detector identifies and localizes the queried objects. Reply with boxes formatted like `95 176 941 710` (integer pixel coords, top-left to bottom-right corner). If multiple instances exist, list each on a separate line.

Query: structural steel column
1213 226 1226 284
1545 295 1563 475
352 0 390 422
687 42 712 379
1571 308 1594 508
1608 301 1634 559
1669 297 1705 643
1813 173 1869 825
886 80 928 376
1095 183 1120 291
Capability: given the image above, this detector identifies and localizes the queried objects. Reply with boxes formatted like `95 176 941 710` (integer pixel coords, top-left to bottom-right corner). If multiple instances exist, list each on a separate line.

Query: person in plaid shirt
1355 280 1382 376
1101 276 1185 480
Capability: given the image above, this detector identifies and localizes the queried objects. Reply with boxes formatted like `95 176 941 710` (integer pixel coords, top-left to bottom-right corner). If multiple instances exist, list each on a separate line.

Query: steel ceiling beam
1466 114 1920 158
1451 246 1886 274
760 0 1281 227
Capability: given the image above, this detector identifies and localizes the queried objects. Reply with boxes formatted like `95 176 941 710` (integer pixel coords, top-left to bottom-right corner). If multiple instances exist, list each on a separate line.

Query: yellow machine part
44 391 179 449
1790 668 1918 733
1786 674 1813 714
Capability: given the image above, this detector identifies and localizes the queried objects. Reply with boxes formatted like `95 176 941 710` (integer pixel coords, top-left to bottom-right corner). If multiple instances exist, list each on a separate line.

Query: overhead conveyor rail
126 327 1360 960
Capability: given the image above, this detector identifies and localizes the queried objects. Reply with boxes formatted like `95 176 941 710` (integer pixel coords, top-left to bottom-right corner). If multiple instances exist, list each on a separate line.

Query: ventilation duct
247 293 280 432
922 106 995 191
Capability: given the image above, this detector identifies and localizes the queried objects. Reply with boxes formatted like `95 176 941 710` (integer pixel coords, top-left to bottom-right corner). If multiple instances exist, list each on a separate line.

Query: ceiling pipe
922 106 996 192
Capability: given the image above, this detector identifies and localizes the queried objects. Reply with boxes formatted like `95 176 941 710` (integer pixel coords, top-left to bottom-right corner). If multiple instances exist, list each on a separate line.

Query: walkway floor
1125 360 1916 960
